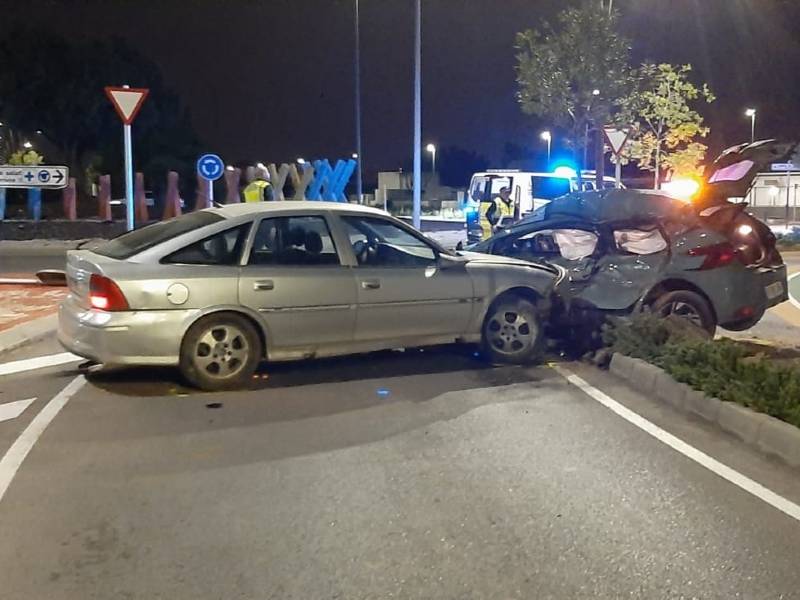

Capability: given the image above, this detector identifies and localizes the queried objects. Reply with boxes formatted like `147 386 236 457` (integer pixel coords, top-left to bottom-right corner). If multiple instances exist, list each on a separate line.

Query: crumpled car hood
458 250 560 274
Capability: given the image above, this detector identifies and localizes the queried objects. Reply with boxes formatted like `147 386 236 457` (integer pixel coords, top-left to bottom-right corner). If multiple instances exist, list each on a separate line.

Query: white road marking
0 352 81 377
787 271 800 311
0 376 86 504
0 398 36 423
0 278 39 285
552 364 800 524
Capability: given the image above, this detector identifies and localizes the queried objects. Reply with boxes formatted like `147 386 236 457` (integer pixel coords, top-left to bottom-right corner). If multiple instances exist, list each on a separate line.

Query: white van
467 169 621 218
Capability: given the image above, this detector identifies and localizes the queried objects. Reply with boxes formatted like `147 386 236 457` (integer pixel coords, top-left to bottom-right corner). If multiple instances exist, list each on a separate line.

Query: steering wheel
352 239 368 264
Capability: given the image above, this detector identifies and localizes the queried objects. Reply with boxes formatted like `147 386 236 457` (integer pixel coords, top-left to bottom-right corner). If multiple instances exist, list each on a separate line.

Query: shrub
605 315 800 428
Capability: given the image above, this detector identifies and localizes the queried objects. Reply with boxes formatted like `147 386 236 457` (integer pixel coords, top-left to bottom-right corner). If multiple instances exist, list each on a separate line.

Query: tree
515 1 637 187
0 30 200 198
8 150 44 166
623 63 714 188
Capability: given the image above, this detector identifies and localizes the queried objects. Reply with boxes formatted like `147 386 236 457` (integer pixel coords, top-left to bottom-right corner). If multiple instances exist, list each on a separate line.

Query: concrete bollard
194 172 211 210
98 175 112 222
162 170 182 220
134 172 149 224
62 178 77 220
225 167 241 204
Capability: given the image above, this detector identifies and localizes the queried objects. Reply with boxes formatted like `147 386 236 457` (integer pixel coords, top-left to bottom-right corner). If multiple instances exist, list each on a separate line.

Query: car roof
518 189 688 226
210 201 388 219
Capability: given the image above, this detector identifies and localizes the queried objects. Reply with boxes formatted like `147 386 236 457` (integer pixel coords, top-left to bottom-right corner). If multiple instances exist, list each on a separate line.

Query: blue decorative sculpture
308 159 356 202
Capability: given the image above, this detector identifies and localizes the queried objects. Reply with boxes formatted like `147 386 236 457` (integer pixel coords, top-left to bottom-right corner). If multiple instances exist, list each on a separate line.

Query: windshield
470 175 514 202
532 175 571 200
94 211 224 259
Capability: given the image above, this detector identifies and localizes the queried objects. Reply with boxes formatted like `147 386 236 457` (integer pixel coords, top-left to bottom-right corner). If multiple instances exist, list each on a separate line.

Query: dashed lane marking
0 352 81 377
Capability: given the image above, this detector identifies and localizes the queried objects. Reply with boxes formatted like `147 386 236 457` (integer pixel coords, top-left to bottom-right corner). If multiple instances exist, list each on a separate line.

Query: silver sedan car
59 202 561 390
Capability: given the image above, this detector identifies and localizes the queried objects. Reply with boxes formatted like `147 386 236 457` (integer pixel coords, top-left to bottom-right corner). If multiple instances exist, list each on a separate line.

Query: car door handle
253 279 275 291
361 279 381 290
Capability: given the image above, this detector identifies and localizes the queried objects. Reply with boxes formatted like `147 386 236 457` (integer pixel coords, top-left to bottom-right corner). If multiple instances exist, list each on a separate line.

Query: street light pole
540 131 552 167
412 0 421 229
746 108 757 143
426 143 436 176
354 0 363 203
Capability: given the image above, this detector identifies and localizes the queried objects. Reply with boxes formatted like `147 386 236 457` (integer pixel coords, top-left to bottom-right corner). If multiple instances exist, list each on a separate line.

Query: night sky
2 0 800 180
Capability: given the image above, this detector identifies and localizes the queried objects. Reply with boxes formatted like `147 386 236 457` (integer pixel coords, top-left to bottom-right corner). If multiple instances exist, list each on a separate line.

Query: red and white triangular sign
603 127 630 156
105 86 149 125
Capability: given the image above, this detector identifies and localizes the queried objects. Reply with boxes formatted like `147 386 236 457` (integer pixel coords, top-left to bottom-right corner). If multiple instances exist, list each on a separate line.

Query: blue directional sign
197 154 225 181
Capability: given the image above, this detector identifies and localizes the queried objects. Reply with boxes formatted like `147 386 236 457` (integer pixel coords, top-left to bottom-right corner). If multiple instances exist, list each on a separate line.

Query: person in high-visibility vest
479 186 514 240
243 167 273 202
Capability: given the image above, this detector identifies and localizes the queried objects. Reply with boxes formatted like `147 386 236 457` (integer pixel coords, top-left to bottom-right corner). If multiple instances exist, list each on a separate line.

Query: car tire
720 311 765 332
482 297 544 364
651 290 716 336
180 313 262 391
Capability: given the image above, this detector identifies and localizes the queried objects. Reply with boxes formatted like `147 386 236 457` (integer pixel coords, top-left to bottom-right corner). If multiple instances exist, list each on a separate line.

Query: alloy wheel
193 324 250 380
486 309 537 355
659 301 703 328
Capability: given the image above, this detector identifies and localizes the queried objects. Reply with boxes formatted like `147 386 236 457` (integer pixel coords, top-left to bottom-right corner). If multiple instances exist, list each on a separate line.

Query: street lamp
22 141 33 149
354 0 363 203
540 130 552 166
745 108 757 143
352 153 358 159
297 158 306 165
426 143 436 176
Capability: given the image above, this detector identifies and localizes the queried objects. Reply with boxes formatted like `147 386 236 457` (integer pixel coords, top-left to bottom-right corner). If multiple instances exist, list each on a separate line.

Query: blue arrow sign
197 154 224 181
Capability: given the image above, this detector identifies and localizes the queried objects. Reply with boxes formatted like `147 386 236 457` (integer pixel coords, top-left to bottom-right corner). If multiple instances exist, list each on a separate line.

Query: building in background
740 171 800 223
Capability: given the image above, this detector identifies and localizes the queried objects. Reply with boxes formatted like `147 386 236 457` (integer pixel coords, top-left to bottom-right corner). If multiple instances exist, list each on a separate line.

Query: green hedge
603 316 800 428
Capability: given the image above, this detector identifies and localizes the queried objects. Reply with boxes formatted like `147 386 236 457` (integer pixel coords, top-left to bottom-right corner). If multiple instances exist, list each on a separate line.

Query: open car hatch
702 139 799 201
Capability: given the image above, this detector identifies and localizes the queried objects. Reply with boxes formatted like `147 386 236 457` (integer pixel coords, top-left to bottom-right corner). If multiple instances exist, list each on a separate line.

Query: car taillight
687 242 740 270
89 274 129 311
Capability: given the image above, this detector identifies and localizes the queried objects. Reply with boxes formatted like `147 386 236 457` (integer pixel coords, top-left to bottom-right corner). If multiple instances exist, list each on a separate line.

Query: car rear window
94 212 225 260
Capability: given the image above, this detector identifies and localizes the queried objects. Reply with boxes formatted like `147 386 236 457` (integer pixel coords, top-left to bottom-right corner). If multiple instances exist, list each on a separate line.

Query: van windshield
532 176 571 201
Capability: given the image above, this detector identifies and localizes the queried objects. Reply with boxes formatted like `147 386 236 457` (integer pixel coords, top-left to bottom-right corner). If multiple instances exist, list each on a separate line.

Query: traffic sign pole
124 122 134 231
603 127 631 191
105 85 149 231
196 154 224 208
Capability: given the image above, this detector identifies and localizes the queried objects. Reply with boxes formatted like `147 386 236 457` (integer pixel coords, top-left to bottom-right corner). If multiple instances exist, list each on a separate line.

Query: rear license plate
765 281 784 300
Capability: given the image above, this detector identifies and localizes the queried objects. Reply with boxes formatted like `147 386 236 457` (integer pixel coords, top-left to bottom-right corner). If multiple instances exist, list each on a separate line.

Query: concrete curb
609 353 800 468
0 313 59 355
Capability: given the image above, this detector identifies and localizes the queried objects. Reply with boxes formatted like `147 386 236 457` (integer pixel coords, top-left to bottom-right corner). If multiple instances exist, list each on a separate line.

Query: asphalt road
1 336 800 599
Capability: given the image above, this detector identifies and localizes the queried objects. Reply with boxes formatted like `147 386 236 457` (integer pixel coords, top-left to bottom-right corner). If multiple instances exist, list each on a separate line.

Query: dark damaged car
468 140 797 337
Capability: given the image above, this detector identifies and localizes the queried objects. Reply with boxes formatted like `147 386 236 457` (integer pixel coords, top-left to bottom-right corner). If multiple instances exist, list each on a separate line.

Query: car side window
496 228 598 261
613 228 668 255
342 216 437 267
248 216 340 266
162 224 251 266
